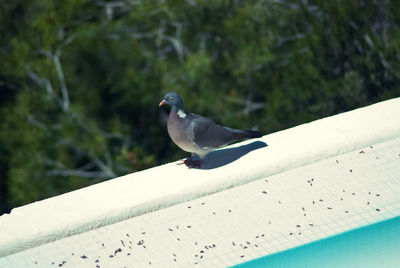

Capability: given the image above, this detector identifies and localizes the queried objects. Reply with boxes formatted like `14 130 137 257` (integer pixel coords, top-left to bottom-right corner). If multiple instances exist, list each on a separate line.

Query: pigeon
159 92 262 168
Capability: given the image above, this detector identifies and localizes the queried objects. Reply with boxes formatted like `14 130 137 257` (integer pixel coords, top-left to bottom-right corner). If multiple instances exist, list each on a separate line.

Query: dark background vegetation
1 0 399 215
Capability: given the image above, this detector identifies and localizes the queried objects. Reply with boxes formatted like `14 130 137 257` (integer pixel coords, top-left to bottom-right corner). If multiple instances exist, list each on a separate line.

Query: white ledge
1 98 400 257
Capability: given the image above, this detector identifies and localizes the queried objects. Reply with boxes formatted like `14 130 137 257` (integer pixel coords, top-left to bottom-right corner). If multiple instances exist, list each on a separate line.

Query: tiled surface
1 137 400 268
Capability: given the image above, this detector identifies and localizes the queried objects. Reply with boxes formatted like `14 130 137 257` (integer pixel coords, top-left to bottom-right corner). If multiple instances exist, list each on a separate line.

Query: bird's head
159 92 184 109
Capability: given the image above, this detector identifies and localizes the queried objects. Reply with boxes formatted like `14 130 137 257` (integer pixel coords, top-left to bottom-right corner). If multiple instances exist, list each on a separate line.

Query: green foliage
0 0 399 213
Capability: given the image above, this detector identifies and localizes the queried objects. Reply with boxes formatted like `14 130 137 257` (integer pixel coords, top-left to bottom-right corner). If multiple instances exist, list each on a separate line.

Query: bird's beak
159 100 167 107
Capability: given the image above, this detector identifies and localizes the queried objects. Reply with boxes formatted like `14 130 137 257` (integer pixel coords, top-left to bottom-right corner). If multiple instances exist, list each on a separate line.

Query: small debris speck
359 150 365 154
376 208 381 212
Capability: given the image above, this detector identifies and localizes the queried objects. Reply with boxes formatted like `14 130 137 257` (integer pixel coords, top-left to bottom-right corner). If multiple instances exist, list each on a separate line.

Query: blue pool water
233 215 400 268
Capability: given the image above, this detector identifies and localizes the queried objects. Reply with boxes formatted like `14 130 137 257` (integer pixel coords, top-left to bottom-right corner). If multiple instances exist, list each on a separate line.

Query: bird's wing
186 113 234 149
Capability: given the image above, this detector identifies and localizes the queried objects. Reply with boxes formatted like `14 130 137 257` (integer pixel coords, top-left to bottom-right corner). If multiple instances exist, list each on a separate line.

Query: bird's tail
244 129 262 138
225 127 262 141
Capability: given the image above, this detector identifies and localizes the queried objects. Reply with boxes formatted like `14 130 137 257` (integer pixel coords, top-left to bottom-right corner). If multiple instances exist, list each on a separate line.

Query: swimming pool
233 215 400 268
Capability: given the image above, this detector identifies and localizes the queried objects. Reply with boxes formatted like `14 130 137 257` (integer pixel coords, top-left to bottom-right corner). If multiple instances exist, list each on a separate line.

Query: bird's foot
177 157 202 169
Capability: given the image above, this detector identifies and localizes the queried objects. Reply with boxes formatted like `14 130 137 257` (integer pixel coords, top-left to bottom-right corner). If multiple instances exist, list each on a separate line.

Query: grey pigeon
159 92 262 168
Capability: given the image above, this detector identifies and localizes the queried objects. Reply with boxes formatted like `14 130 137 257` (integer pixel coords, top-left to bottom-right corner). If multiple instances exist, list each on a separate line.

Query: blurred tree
0 0 399 214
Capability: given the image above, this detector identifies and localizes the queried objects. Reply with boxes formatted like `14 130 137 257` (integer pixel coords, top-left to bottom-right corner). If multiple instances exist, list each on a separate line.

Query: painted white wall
1 97 399 257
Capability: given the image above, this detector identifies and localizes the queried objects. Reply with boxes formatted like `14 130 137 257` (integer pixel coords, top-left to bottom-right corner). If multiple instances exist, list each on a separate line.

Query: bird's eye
168 96 174 101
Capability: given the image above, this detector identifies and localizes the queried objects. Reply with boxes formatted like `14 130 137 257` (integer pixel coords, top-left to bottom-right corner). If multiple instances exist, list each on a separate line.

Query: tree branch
52 51 70 112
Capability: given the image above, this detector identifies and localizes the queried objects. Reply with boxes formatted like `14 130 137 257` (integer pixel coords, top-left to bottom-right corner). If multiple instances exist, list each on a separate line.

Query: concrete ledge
1 98 399 257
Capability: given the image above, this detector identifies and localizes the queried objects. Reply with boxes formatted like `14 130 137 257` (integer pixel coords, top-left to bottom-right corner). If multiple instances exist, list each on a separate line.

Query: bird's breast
167 113 195 153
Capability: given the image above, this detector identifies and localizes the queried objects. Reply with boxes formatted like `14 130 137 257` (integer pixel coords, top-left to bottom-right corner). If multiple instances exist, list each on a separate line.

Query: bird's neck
171 105 187 119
